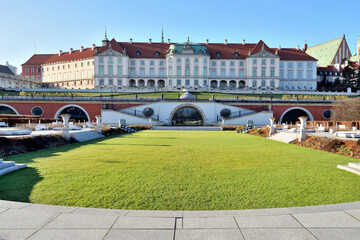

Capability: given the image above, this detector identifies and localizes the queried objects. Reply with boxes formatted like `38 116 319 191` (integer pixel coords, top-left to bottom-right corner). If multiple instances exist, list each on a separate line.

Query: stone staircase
268 132 298 143
337 162 360 176
152 126 222 131
70 129 105 142
0 159 27 177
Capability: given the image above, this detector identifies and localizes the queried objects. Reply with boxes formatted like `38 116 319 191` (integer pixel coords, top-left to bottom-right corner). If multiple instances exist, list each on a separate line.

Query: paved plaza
1 200 360 239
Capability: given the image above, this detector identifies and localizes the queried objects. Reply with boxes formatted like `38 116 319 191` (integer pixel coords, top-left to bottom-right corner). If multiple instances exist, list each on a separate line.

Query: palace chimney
80 46 84 52
130 38 133 44
149 38 152 44
278 45 281 50
242 39 245 45
168 39 171 44
69 48 73 54
59 50 62 56
224 39 228 45
303 43 308 52
206 39 209 44
92 44 95 50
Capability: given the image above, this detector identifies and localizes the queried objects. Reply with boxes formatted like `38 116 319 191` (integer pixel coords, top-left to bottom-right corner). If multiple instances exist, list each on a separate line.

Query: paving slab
27 229 108 240
241 228 316 240
293 211 360 228
0 209 58 229
126 210 182 218
0 200 32 209
308 227 360 240
71 207 128 216
236 207 293 216
289 201 360 214
44 213 117 229
112 217 175 229
0 208 7 214
22 203 78 213
235 215 302 228
344 209 360 220
175 229 244 240
0 229 35 240
104 229 174 240
183 210 237 218
183 217 238 229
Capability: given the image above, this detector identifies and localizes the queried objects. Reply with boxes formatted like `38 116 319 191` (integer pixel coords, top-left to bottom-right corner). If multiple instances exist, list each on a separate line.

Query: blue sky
1 0 359 72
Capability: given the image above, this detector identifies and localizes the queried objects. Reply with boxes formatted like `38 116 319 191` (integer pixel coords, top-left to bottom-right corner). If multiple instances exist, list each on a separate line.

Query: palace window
177 79 181 85
270 69 275 77
150 60 154 65
169 58 172 63
211 71 216 77
109 79 113 85
136 51 140 56
160 60 164 65
155 51 159 56
140 69 145 76
221 61 225 66
280 62 283 68
177 66 181 76
307 62 312 68
99 67 104 76
194 79 199 85
230 70 235 77
261 80 266 87
195 58 199 63
288 62 293 68
168 67 172 76
131 60 135 65
169 79 172 86
252 80 257 87
252 69 257 77
99 79 104 85
108 67 113 76
212 61 216 66
194 67 199 76
203 58 207 64
240 61 244 66
271 59 275 65
118 58 122 64
230 61 234 66
99 57 103 63
185 79 190 85
177 58 181 63
280 71 284 79
216 51 221 57
288 71 293 79
203 68 207 76
117 79 122 85
307 71 312 79
221 71 226 77
118 68 122 76
37 67 41 73
297 71 302 79
298 62 302 68
140 60 145 65
57 66 60 70
253 59 257 65
270 81 275 87
262 69 266 77
234 52 239 57
203 80 208 86
150 68 155 76
25 68 29 73
159 69 164 76
130 69 135 76
185 67 190 76
239 70 244 77
186 58 190 63
262 59 266 65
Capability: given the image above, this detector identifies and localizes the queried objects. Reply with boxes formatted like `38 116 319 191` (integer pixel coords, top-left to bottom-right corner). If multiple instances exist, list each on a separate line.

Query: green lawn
1 131 360 210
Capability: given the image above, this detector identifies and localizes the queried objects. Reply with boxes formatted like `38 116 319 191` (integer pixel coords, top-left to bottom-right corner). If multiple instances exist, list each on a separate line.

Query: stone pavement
2 201 360 239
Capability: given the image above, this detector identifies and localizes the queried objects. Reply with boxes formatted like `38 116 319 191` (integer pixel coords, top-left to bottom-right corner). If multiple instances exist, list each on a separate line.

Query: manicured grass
1 131 360 210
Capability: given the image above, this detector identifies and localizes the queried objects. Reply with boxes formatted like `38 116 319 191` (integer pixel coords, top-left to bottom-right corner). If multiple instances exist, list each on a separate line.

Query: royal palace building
93 37 318 92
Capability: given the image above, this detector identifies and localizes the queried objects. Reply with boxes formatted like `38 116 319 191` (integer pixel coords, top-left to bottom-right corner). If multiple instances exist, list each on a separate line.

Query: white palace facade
94 38 318 92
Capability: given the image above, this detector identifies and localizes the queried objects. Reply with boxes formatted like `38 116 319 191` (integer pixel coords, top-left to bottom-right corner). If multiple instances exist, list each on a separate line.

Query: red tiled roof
99 39 317 61
22 54 54 66
43 47 100 65
318 65 340 72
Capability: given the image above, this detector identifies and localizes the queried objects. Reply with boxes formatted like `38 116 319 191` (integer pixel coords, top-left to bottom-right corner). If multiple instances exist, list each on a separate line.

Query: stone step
0 161 15 170
0 163 27 177
337 165 360 176
268 132 297 143
348 163 360 170
70 130 105 142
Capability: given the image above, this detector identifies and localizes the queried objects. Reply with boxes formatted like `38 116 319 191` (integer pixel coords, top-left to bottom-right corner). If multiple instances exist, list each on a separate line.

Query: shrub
102 127 126 137
128 124 152 130
246 126 270 137
220 125 244 131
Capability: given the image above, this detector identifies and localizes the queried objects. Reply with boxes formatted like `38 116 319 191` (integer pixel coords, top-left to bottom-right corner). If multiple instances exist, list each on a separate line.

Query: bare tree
332 98 360 121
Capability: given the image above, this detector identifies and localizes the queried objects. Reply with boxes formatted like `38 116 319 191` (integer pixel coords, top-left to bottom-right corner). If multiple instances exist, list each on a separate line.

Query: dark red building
21 54 54 81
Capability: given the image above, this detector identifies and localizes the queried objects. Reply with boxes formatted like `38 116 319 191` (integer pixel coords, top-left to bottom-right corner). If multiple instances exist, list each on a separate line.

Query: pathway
1 200 360 239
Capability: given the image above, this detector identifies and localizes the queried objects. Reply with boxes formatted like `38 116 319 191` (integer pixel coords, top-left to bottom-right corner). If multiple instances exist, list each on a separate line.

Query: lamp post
60 114 71 140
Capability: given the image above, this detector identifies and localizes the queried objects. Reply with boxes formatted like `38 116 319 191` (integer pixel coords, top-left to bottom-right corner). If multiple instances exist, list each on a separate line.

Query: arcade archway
280 107 314 124
171 106 204 126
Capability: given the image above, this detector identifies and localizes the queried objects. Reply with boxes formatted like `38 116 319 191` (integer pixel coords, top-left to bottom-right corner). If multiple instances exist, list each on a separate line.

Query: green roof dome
168 37 208 54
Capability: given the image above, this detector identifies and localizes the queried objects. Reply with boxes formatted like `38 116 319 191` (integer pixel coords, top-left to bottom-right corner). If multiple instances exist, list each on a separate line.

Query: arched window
177 58 181 63
195 58 199 63
203 58 207 64
216 51 221 57
185 67 190 76
186 58 190 63
136 51 140 56
169 58 172 63
155 51 159 56
234 52 239 57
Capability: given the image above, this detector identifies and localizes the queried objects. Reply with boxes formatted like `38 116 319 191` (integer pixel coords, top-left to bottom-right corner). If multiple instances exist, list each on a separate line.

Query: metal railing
216 105 269 122
117 108 160 121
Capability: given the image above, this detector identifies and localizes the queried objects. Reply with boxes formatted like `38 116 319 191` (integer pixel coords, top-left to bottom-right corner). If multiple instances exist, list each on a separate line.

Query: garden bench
0 122 9 127
35 124 48 131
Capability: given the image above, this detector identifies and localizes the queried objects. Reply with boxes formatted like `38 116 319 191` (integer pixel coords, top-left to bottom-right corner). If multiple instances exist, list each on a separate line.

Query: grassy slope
0 131 359 210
